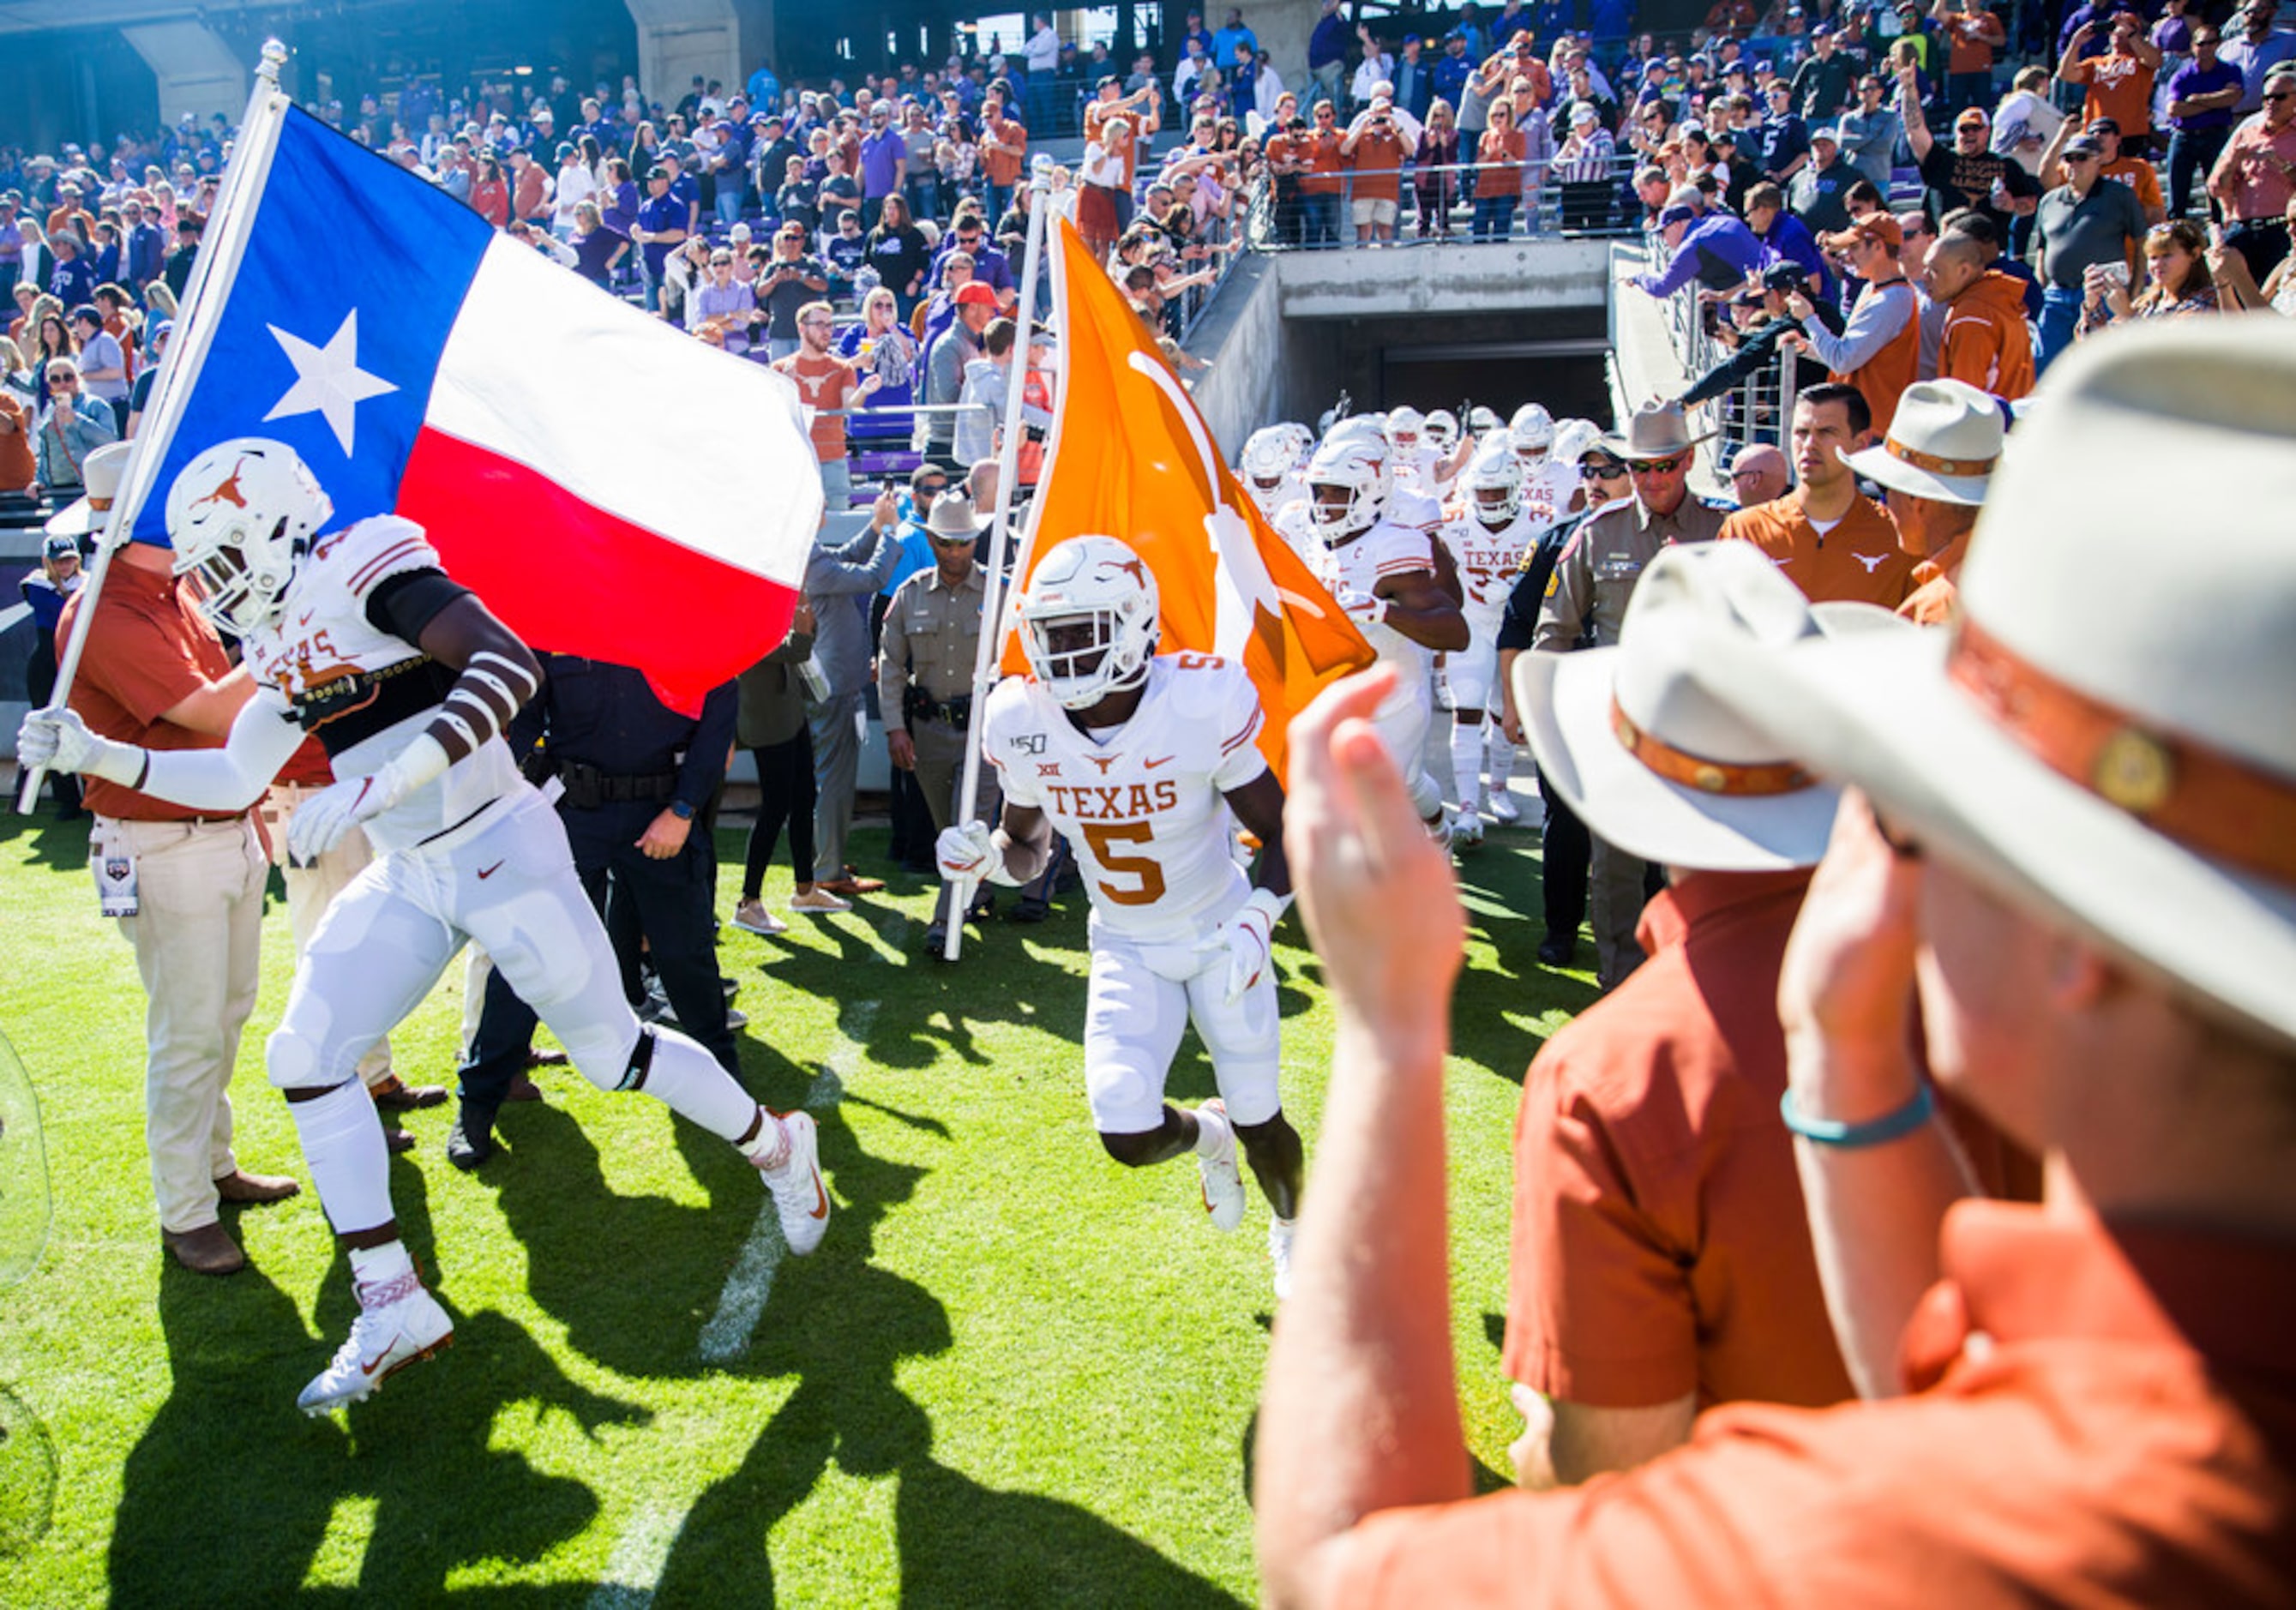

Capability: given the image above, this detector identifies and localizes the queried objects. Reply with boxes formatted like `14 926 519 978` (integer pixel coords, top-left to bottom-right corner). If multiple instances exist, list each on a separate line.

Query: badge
92 834 139 920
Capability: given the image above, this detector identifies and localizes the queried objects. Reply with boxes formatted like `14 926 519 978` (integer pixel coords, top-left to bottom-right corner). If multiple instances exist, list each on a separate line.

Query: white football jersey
239 515 523 853
1518 460 1578 527
1310 517 1435 691
1391 443 1451 499
1271 497 1321 566
1439 512 1535 632
983 654 1269 943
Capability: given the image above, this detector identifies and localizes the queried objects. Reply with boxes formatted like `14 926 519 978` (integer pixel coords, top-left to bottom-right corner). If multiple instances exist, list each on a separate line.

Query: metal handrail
1243 152 1646 247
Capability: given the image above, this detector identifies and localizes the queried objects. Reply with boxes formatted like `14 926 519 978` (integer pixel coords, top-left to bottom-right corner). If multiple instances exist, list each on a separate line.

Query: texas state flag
135 105 821 712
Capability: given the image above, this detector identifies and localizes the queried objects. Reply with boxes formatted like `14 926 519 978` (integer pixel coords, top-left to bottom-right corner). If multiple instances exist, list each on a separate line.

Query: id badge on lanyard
92 827 140 919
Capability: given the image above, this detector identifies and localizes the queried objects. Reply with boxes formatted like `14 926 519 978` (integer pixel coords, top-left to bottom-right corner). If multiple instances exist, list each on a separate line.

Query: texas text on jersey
1439 510 1536 626
983 652 1267 944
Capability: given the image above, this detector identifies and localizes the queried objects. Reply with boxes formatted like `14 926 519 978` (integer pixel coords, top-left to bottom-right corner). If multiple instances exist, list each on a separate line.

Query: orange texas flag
1000 215 1372 783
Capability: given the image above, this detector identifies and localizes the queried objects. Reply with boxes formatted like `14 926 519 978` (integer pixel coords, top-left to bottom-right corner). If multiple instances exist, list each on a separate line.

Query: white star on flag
263 309 396 455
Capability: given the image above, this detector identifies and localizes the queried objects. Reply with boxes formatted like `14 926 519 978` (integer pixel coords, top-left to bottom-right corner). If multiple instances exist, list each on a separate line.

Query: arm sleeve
1631 247 1701 299
1680 329 1777 408
139 684 310 811
1804 282 1912 373
876 594 911 732
364 568 472 646
1209 669 1270 793
674 679 738 803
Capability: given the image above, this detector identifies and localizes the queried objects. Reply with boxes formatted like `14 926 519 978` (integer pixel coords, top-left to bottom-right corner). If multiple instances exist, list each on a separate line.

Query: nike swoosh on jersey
1144 754 1175 769
477 860 505 880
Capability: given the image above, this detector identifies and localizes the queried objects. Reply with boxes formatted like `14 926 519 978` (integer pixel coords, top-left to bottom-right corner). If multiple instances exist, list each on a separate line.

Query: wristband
1779 1081 1934 1148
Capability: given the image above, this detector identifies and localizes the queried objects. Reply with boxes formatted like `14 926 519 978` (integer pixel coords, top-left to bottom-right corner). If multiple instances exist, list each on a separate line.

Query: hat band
1612 699 1817 797
1886 439 1997 478
1950 623 2296 886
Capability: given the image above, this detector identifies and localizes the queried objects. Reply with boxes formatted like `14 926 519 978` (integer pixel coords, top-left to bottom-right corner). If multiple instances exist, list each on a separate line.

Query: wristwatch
669 798 697 821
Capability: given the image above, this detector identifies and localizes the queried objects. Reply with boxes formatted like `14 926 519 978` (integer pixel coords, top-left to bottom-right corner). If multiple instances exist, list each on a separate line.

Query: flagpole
16 39 294 814
943 157 1055 962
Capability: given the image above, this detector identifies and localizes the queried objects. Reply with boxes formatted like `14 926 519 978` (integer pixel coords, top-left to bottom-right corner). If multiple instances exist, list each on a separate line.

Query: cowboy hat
1595 400 1716 462
1688 320 2296 1049
1842 378 2002 506
1516 544 1903 872
45 441 132 539
926 491 987 540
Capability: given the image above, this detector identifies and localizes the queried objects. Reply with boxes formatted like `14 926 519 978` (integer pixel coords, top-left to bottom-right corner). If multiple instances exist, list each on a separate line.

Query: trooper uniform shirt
876 562 989 723
1534 493 1731 652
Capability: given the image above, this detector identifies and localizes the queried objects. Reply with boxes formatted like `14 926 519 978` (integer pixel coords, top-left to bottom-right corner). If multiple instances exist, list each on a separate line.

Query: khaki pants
104 814 267 1234
261 784 393 1087
911 717 998 927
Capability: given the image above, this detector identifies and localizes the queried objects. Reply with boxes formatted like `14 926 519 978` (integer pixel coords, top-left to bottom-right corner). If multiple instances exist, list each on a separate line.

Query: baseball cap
2062 133 2105 158
43 532 78 560
1955 107 1990 129
1818 211 1904 250
1570 101 1600 124
1809 124 1842 144
1656 199 1700 227
1761 262 1810 291
2085 116 2120 137
954 281 1000 309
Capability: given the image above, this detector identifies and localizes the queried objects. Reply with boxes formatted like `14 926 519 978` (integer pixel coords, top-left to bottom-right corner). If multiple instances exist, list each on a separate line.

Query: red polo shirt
1505 869 1855 1410
1337 1202 2296 1607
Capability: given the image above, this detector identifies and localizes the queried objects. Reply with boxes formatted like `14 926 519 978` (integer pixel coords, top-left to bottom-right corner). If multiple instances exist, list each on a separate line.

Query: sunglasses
48 376 74 387
1629 454 1687 473
2266 90 2296 102
1581 460 1628 478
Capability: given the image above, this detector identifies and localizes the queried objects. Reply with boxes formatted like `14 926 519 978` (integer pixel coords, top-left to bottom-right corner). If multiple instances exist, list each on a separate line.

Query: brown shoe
370 1074 449 1111
384 1125 417 1155
819 869 887 896
163 1223 246 1277
213 1168 302 1205
525 1047 570 1069
506 1075 544 1102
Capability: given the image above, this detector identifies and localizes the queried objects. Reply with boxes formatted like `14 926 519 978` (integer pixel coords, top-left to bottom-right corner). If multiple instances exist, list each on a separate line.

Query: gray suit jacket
803 519 898 698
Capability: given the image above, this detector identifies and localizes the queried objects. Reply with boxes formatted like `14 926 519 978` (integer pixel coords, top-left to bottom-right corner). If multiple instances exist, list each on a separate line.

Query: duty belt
904 688 973 729
558 760 679 809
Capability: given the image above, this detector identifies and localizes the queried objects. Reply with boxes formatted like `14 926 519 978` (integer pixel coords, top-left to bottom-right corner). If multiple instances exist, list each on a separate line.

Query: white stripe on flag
424 238 823 586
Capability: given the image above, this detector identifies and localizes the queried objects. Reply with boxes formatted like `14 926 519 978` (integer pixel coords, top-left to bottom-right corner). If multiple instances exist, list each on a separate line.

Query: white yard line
694 1001 875 1366
582 1500 685 1610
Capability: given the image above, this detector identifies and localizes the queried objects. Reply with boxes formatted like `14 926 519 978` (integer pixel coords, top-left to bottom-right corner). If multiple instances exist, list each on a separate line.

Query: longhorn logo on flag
1004 217 1371 781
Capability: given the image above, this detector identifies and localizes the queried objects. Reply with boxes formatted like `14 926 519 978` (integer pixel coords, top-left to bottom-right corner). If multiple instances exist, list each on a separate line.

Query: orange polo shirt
1719 485 1917 607
1336 1201 2296 1607
1346 127 1408 202
61 556 243 823
1505 870 1855 1411
1897 530 1971 626
1301 129 1347 195
979 115 1029 188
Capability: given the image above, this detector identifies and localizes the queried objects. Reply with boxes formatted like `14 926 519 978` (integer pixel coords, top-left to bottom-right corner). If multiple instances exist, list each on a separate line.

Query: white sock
1485 723 1518 793
741 1109 792 1171
1450 721 1485 814
1193 1103 1232 1158
288 1080 395 1240
635 1025 761 1143
346 1239 415 1291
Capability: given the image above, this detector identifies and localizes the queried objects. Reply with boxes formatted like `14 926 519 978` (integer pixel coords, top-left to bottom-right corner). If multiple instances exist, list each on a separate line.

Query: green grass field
0 798 1594 1607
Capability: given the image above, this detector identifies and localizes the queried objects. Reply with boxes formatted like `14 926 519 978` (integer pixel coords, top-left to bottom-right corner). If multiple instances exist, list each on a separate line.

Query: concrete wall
1276 237 1614 321
1181 253 1286 461
121 20 247 127
624 0 773 106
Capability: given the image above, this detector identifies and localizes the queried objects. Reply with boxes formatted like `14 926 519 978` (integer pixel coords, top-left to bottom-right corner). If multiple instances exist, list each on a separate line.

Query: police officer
450 657 739 1167
1531 405 1729 991
876 492 1000 955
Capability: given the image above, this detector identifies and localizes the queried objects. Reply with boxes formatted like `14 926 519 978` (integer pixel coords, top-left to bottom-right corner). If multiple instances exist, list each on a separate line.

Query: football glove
1198 886 1289 1005
15 706 145 785
935 820 1015 886
1337 586 1389 628
285 733 448 862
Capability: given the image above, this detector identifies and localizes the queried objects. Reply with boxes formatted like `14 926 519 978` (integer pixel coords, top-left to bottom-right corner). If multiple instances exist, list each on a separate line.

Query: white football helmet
1509 403 1556 465
1241 426 1296 513
1385 405 1425 456
1278 422 1316 468
1466 405 1503 435
1462 445 1524 525
1017 535 1161 710
1304 433 1390 546
1550 418 1604 473
1423 409 1460 454
165 437 334 637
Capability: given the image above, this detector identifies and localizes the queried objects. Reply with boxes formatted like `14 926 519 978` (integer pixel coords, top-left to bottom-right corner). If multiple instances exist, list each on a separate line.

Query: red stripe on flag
399 428 798 715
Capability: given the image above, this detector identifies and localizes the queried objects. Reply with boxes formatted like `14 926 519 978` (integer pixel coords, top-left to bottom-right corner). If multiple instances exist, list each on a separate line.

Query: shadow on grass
0 806 88 875
648 1108 1242 1609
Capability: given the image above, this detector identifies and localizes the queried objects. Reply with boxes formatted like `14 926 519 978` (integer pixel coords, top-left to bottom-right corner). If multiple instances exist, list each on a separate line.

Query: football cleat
1195 1100 1247 1233
1452 809 1486 851
1486 789 1522 825
1269 1217 1296 1302
1426 811 1454 850
297 1267 454 1415
755 1109 831 1256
